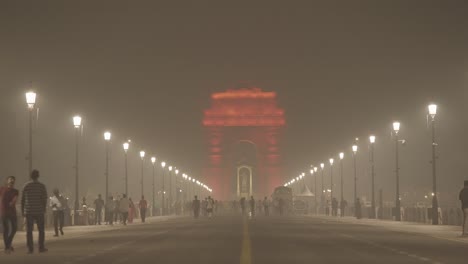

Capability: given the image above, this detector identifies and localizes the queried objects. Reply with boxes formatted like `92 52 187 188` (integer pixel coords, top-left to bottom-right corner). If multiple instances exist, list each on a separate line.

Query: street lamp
428 104 439 225
310 168 317 214
104 131 111 203
175 169 180 208
161 161 166 215
369 135 376 219
352 144 358 215
339 152 344 217
320 163 325 214
393 121 401 221
140 151 145 198
25 91 36 177
123 142 130 196
151 157 156 216
72 115 82 225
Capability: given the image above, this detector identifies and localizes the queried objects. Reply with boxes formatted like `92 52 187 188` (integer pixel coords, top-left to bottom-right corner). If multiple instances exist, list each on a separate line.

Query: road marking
338 233 443 264
240 218 252 264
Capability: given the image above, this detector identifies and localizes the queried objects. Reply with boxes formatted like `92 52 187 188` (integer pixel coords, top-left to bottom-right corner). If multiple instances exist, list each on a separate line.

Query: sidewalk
311 215 468 244
7 215 182 250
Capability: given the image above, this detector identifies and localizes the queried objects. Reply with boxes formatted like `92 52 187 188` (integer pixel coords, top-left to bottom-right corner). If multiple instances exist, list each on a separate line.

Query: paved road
2 215 467 263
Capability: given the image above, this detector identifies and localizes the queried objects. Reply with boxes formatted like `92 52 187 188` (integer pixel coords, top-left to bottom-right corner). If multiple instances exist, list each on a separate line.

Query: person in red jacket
0 176 19 254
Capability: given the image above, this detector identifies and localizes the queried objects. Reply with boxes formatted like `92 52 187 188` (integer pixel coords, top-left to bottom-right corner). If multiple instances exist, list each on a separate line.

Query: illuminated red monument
203 87 285 200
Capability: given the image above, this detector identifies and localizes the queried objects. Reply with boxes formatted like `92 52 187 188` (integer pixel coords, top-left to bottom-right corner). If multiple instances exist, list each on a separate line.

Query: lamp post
314 167 318 214
428 104 439 225
25 91 36 178
339 152 344 217
151 157 156 216
329 158 334 201
139 151 145 198
352 144 358 216
72 115 82 225
104 132 111 202
168 166 173 214
369 135 376 219
310 168 315 214
175 169 180 213
320 163 325 214
393 121 401 221
161 161 166 215
123 142 129 196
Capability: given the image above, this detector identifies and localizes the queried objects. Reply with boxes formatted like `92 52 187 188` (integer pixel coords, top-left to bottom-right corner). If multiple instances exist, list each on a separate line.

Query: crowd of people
0 170 151 255
190 195 275 218
2 172 468 255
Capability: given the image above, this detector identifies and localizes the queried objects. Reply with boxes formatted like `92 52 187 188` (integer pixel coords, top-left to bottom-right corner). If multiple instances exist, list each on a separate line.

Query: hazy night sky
1 1 467 205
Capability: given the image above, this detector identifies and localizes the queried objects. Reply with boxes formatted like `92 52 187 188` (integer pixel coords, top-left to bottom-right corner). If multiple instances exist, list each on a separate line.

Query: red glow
212 88 276 99
203 87 285 200
203 87 285 127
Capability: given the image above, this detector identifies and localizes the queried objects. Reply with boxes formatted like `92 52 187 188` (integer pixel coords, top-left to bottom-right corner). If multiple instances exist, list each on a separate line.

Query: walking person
192 196 200 219
120 194 130 225
0 176 19 254
207 196 214 218
249 196 255 217
263 197 270 216
114 195 121 224
105 196 114 225
459 180 468 237
139 196 147 223
49 188 65 237
93 194 104 225
332 198 338 217
21 170 48 253
128 198 135 224
240 197 246 216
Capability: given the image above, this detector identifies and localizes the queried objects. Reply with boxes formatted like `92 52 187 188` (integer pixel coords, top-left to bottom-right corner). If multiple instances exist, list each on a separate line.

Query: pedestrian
21 170 48 253
332 198 338 216
128 198 135 224
340 199 347 217
240 197 246 216
139 196 147 223
459 180 468 237
192 196 200 218
202 198 208 217
106 196 114 225
0 176 19 254
114 195 121 223
207 196 214 218
257 199 262 215
278 198 284 216
263 197 270 216
325 200 330 216
355 198 362 219
49 188 65 237
93 194 104 225
120 194 130 225
81 197 89 225
249 196 255 217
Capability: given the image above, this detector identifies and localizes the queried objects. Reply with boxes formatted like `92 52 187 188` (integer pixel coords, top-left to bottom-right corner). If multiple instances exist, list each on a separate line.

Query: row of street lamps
285 104 439 224
25 91 212 219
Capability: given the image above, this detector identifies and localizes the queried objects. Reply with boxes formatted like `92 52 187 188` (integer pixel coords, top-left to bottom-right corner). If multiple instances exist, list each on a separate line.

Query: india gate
202 87 286 201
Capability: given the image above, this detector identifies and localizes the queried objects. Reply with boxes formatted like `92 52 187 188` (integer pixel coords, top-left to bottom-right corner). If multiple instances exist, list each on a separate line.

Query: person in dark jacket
459 180 468 237
21 170 48 253
249 196 255 217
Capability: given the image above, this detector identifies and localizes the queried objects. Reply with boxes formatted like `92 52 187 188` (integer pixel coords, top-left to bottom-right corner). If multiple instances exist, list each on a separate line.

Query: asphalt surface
2 215 467 264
